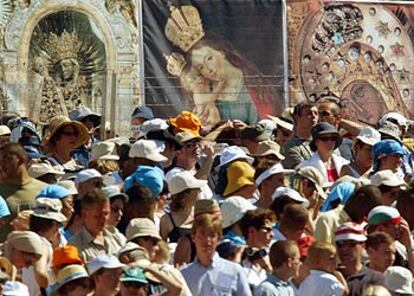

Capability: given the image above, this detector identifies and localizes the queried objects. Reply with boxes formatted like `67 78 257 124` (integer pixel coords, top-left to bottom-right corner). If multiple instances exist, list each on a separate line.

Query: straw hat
52 264 89 296
45 115 89 148
250 140 285 160
0 256 14 279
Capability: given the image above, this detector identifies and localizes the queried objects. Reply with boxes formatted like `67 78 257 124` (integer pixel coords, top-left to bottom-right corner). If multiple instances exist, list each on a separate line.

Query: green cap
120 267 148 284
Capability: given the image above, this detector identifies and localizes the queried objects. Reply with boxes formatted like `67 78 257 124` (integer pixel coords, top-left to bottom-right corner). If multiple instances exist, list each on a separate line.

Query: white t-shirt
298 270 344 296
165 167 213 199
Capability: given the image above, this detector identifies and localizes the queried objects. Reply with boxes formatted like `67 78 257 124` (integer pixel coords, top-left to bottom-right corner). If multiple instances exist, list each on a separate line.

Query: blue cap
124 166 164 197
373 139 405 172
373 139 405 160
36 185 70 199
131 106 154 120
0 195 10 218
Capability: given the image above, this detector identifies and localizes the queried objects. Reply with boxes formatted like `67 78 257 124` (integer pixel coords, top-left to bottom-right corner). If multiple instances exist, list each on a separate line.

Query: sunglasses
318 136 337 142
184 141 200 148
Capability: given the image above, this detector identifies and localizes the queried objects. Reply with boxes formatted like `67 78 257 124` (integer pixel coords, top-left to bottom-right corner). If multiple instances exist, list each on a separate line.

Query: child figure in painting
180 64 224 129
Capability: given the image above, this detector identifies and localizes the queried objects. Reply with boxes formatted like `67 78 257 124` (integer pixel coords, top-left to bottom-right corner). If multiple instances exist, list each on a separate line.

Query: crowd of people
0 99 413 296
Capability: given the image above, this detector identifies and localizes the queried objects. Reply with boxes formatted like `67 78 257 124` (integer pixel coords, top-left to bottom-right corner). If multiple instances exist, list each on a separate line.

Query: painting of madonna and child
142 0 285 128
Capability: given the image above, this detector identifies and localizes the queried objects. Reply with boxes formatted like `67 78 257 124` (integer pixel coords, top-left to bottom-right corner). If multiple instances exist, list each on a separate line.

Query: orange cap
52 245 83 268
169 111 201 136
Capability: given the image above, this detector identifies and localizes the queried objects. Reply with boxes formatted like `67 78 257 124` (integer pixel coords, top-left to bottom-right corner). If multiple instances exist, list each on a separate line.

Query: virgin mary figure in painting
165 5 282 125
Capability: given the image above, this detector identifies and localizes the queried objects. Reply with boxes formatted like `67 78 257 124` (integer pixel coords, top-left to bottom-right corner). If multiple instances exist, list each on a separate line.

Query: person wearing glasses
317 98 363 161
45 115 89 175
297 122 349 187
239 208 276 291
165 131 214 199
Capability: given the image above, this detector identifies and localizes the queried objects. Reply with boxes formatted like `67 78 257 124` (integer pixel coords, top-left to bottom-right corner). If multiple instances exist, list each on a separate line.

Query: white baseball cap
87 254 125 275
370 170 406 188
271 187 309 208
218 146 254 168
129 139 167 162
90 142 119 163
28 163 65 179
0 125 11 136
255 163 294 186
221 196 256 228
356 127 381 146
3 281 29 296
168 171 207 195
75 169 102 186
384 266 413 295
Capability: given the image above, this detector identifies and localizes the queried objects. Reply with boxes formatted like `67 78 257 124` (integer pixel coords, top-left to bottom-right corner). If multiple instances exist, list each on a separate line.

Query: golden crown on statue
47 30 79 64
165 5 205 52
164 52 187 76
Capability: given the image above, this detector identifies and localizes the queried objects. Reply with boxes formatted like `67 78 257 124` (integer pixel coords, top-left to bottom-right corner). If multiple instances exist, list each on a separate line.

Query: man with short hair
366 231 396 273
68 189 125 262
275 204 315 259
181 214 252 296
0 143 47 241
335 222 384 296
298 242 346 296
239 209 276 289
282 103 318 169
254 240 300 296
88 254 124 296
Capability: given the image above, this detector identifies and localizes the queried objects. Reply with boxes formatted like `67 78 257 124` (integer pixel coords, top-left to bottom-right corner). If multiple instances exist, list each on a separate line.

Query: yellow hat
223 161 255 197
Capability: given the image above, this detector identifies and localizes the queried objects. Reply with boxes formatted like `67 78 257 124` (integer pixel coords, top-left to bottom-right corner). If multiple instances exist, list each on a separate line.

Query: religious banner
142 0 285 128
287 1 414 125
